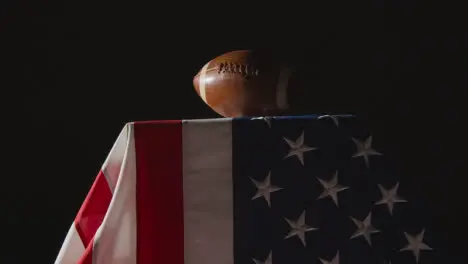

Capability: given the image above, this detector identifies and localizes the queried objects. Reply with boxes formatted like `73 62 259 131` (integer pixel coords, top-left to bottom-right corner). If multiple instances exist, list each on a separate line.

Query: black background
1 0 465 263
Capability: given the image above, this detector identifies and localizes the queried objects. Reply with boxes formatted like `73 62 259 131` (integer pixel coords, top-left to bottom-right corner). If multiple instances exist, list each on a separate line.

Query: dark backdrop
1 0 465 263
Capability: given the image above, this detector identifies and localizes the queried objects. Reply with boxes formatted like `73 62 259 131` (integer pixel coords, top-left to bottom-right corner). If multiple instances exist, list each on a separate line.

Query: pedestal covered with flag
55 115 440 264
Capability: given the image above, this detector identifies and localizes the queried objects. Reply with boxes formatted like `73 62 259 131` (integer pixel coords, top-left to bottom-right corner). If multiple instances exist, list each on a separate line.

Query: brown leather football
193 50 295 117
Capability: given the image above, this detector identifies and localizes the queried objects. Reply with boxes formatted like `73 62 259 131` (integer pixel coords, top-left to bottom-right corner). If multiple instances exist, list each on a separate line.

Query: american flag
55 115 442 264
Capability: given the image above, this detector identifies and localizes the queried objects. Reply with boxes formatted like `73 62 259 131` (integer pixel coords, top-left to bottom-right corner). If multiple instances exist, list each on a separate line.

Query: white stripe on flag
92 123 137 264
102 124 130 191
54 224 85 264
182 118 234 264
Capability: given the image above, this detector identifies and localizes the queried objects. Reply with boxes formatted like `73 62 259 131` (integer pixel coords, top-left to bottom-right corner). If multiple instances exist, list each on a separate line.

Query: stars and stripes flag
55 115 442 264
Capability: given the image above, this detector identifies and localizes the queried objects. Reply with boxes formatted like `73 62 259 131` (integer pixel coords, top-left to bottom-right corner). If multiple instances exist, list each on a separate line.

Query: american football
193 50 296 118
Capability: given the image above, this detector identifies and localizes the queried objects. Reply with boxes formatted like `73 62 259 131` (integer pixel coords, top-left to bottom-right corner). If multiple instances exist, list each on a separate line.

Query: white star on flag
375 182 407 215
350 212 380 246
316 171 350 207
319 251 340 264
284 131 317 165
250 172 283 207
252 251 272 264
352 135 382 167
400 229 432 263
284 210 318 246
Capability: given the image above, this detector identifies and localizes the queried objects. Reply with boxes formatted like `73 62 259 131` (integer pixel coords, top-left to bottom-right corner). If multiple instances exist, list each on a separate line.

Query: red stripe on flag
134 121 184 264
75 170 112 246
78 238 94 264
